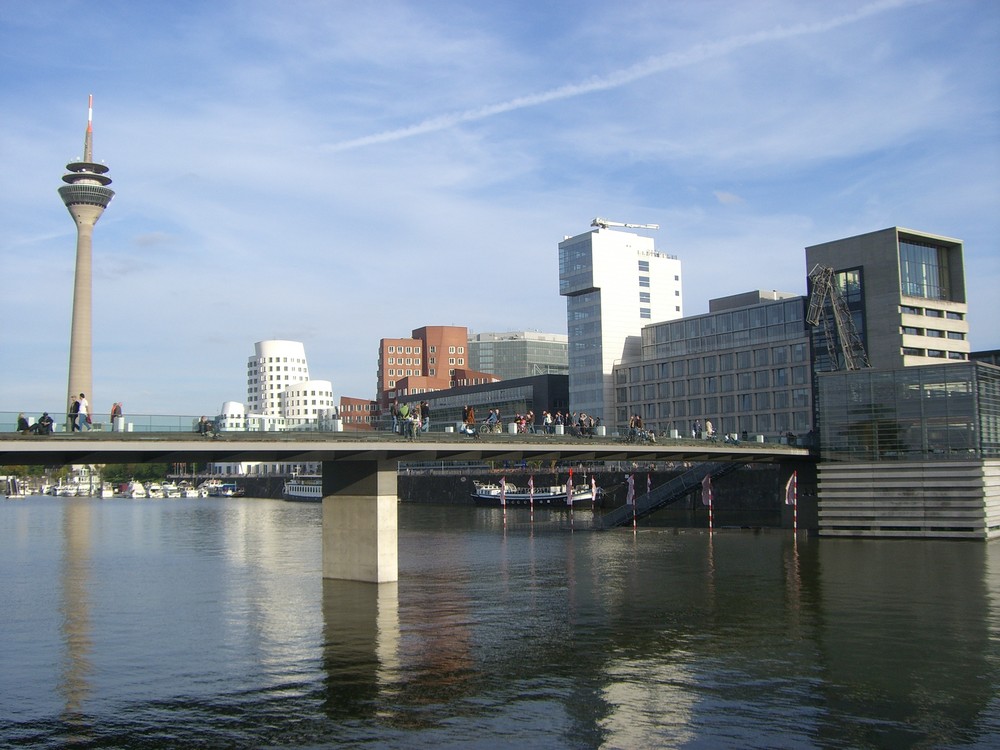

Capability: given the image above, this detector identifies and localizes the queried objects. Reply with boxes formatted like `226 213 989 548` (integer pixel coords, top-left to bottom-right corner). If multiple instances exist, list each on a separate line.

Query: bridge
1 431 813 582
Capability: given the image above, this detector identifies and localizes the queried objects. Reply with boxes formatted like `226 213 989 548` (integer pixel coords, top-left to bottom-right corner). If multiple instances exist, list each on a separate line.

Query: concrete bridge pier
321 460 398 583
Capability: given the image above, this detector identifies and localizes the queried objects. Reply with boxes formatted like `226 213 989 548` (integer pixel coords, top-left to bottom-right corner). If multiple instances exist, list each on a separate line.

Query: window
639 275 650 288
638 260 649 272
639 292 651 303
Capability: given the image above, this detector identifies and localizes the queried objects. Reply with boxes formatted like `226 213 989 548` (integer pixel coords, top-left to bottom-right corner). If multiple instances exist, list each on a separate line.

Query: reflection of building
467 331 568 380
559 225 683 421
613 290 811 438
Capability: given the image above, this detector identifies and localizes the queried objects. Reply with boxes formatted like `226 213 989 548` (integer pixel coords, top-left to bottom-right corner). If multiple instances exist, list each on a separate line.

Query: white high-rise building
245 340 334 427
559 224 683 420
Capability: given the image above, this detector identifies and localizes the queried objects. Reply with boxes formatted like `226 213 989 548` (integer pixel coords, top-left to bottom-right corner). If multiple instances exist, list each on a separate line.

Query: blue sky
1 0 998 418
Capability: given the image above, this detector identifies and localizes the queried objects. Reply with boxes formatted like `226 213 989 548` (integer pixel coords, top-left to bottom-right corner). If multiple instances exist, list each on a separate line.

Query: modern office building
59 95 114 422
805 227 969 371
467 331 568 380
559 223 683 421
613 290 812 439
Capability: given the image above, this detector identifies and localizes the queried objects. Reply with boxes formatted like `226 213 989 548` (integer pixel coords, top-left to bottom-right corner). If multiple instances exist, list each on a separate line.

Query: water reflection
1 499 998 747
59 500 93 740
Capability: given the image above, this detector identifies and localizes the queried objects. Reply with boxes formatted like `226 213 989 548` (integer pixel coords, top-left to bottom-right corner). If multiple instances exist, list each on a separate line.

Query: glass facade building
614 293 811 438
467 332 568 381
817 362 1000 461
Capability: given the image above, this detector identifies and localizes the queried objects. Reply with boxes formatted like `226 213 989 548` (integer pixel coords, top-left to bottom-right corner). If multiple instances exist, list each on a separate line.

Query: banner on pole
701 475 713 507
626 474 635 506
784 471 797 505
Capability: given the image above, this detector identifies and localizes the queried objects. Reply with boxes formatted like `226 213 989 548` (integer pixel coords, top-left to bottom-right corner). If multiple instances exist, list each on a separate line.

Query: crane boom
591 217 659 230
806 265 870 371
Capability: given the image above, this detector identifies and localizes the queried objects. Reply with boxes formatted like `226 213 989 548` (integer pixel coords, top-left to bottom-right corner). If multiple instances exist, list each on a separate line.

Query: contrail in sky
324 0 930 152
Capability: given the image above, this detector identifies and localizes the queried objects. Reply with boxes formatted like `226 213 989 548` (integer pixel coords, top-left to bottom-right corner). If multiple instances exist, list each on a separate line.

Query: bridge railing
1 411 207 434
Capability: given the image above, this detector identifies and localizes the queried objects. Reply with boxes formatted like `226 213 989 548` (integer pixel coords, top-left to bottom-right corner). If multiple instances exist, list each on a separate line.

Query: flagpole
785 470 798 536
500 476 507 532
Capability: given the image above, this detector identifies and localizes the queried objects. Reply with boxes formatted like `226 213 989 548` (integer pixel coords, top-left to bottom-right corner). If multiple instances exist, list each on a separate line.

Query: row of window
901 327 966 339
900 305 964 320
902 349 967 360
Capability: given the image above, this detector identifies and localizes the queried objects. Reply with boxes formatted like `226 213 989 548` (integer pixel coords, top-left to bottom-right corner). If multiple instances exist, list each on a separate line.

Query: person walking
69 395 81 432
78 393 91 431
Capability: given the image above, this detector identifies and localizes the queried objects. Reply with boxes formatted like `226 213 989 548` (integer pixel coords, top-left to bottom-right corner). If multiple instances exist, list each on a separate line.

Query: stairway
593 461 742 529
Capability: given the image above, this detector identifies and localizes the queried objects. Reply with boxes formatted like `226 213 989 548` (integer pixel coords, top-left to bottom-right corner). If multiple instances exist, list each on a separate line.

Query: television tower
58 95 114 424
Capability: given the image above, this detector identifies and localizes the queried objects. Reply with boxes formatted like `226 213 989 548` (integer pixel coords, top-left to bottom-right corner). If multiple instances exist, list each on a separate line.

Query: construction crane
590 217 659 230
806 264 871 371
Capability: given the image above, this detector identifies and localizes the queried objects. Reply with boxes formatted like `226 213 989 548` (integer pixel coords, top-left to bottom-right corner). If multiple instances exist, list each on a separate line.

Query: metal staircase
592 461 743 529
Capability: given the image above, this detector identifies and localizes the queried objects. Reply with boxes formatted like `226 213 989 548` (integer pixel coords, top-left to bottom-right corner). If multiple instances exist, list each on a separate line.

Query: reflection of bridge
1 432 813 583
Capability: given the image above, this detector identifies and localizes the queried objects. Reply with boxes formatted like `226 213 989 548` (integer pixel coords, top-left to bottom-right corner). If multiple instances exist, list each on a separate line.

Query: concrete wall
817 459 1000 539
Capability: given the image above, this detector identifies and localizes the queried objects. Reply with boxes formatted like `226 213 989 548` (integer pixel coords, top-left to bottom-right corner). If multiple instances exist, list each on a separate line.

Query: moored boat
471 479 598 506
283 476 323 502
125 481 147 499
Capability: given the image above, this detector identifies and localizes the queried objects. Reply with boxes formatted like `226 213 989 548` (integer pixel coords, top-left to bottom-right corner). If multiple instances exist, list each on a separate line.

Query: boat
146 483 165 499
100 484 115 499
54 484 79 497
161 482 182 498
471 479 598 506
283 476 323 502
125 481 147 499
217 483 244 498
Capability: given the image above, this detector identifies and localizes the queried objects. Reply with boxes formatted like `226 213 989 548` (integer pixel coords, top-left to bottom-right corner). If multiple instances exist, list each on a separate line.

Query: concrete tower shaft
59 95 114 423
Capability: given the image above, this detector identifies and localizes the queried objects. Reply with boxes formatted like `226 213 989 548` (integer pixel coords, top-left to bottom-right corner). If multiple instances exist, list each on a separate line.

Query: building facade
376 326 495 410
805 227 969 371
467 331 569 380
559 225 683 421
613 291 812 439
243 340 335 428
815 362 1000 539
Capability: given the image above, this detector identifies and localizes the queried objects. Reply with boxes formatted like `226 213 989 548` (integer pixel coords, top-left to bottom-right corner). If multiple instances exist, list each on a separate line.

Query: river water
1 495 998 749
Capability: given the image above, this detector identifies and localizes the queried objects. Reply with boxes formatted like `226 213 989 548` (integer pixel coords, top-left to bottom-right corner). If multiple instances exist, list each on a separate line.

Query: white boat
283 476 323 502
146 483 165 499
161 482 182 498
472 479 598 506
54 484 79 497
100 484 115 499
125 481 147 499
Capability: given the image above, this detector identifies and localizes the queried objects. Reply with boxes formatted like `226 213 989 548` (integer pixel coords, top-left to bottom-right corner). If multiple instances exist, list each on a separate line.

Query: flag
591 475 597 501
500 476 506 507
566 472 574 506
647 473 652 495
701 475 713 507
528 475 534 501
626 474 635 506
785 471 797 506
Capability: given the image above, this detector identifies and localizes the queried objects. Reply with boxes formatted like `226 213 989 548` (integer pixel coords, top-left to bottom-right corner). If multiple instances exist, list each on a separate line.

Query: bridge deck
0 430 813 466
